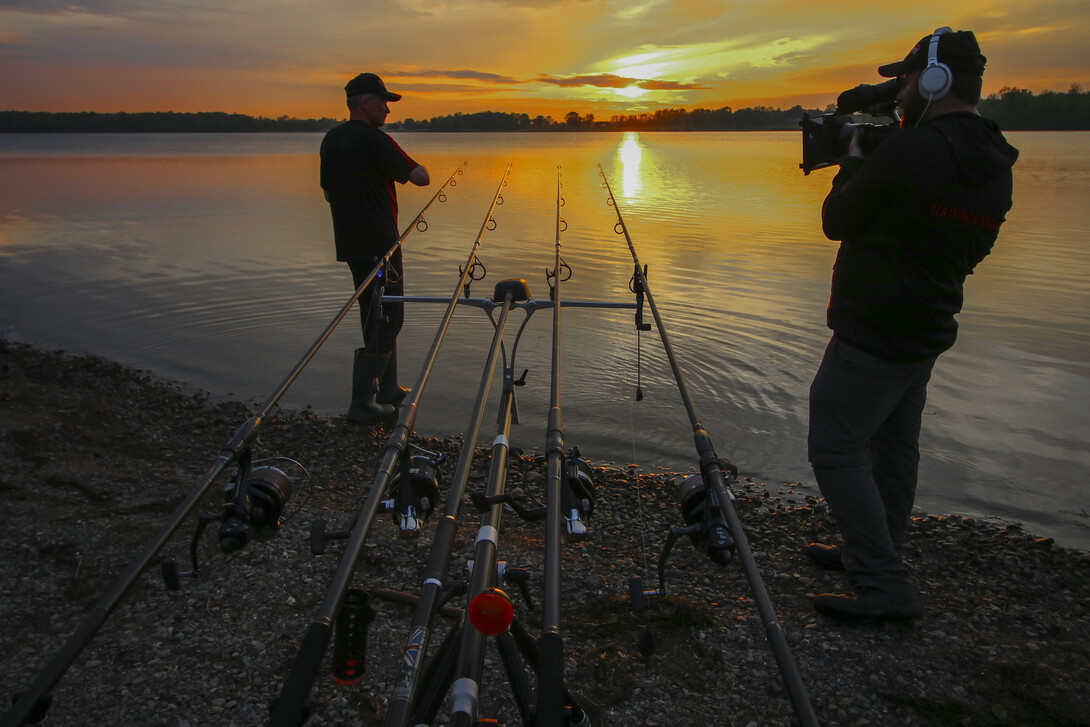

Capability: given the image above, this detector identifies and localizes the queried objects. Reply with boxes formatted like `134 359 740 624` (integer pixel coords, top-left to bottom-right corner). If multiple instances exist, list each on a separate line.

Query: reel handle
502 567 535 611
161 557 194 591
309 520 350 556
469 491 546 521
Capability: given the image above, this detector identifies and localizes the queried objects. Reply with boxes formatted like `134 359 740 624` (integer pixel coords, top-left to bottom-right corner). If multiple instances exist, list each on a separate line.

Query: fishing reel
631 459 739 599
383 447 446 538
310 446 446 553
675 469 735 565
628 466 736 660
162 457 295 590
562 449 596 540
471 449 594 539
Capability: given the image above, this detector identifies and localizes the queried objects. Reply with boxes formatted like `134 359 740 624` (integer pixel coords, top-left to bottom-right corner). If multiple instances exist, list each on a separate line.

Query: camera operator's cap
345 72 402 101
878 30 987 78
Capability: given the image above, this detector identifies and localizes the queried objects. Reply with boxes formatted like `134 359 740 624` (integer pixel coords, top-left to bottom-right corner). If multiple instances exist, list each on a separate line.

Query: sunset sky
1 0 1087 122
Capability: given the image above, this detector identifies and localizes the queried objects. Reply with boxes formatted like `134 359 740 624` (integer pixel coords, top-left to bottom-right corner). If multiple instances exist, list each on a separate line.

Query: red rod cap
468 588 514 635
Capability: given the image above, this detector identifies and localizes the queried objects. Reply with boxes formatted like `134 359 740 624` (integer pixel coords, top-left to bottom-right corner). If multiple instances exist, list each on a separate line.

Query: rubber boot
346 349 395 424
375 343 411 405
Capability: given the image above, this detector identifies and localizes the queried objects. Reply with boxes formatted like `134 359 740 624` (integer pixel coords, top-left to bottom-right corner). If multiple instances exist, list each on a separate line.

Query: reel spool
220 465 294 554
676 472 734 565
678 473 708 526
243 466 294 537
566 456 596 517
388 453 443 537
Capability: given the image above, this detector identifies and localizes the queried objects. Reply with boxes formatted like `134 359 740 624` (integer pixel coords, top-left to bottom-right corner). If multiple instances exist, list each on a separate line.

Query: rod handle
331 590 375 685
536 632 565 727
268 622 331 727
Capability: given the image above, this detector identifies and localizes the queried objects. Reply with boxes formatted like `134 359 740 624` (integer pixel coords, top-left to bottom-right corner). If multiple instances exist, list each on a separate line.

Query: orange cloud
0 0 1087 119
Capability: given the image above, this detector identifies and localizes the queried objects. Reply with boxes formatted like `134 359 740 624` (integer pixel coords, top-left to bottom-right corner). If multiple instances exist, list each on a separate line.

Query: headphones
918 26 954 100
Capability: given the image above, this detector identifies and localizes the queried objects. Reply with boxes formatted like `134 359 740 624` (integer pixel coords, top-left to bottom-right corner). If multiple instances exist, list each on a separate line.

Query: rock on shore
1 343 1088 726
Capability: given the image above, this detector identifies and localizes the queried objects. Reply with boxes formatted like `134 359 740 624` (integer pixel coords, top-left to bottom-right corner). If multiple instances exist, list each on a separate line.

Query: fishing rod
270 164 512 727
0 162 467 727
598 165 821 727
540 167 571 727
538 168 592 727
163 163 468 585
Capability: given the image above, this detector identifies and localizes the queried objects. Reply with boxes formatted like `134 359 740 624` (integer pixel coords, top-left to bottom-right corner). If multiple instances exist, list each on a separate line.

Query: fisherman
320 72 430 423
805 29 1018 619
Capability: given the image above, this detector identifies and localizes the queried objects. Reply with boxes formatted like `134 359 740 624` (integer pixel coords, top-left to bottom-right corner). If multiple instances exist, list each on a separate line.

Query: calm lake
1 130 1088 550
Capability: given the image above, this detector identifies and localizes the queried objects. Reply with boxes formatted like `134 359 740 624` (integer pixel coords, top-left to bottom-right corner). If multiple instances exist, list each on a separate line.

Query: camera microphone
836 79 899 114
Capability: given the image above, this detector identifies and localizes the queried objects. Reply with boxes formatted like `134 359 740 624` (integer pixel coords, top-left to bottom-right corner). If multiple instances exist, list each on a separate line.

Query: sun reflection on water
618 132 643 199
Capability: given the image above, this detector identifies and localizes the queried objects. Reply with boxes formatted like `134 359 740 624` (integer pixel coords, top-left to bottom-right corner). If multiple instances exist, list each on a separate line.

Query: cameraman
805 28 1018 620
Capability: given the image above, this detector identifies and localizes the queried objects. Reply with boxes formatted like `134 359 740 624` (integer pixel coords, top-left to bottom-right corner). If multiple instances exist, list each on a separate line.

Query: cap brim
877 60 911 78
381 91 402 102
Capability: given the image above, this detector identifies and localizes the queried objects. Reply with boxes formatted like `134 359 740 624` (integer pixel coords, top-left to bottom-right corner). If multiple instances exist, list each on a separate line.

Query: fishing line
624 369 655 595
600 189 654 596
256 446 319 526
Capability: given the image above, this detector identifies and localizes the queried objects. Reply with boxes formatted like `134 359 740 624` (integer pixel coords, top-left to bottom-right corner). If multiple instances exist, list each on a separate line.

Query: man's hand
848 128 865 159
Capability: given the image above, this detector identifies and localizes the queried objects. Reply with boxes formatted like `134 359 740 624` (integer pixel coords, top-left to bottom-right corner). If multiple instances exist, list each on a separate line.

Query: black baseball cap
345 72 402 101
878 29 987 78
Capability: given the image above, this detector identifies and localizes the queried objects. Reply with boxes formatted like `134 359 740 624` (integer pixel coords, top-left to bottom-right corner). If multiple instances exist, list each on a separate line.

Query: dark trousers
808 335 936 593
348 248 404 354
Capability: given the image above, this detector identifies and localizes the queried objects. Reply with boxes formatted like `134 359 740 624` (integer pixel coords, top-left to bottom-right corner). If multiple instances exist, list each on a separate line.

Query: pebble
1 344 1088 727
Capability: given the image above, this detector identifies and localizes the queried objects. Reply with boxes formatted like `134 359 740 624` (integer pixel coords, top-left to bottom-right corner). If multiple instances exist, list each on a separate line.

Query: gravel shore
1 343 1088 727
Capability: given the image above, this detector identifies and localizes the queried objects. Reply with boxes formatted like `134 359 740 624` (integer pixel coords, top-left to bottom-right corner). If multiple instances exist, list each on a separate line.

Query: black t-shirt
320 121 418 262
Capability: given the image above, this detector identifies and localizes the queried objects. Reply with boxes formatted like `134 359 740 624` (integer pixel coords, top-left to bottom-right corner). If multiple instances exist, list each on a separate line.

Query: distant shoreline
0 108 804 133
4 87 1088 133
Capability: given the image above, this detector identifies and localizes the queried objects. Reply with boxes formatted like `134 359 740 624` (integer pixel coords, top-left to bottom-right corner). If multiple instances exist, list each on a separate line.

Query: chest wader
346 349 395 423
346 257 410 423
375 341 410 405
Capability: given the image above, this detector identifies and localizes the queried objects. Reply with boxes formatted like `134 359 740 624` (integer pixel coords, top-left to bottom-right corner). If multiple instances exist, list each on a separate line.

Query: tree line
977 86 1088 130
398 104 808 131
1 86 1087 133
0 110 338 133
400 86 1089 132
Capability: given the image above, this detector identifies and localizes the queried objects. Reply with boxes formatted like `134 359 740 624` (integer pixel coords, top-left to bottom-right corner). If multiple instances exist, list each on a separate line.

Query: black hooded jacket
821 112 1019 361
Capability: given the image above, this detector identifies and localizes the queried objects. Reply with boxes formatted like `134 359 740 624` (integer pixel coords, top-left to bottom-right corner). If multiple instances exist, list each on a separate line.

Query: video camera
800 78 902 174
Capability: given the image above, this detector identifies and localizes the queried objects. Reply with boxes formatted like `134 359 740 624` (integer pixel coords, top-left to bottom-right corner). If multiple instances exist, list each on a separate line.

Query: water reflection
618 132 643 199
1 131 1088 549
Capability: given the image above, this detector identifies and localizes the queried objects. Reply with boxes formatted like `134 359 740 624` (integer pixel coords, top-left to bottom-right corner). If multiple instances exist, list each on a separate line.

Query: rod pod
384 276 523 727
